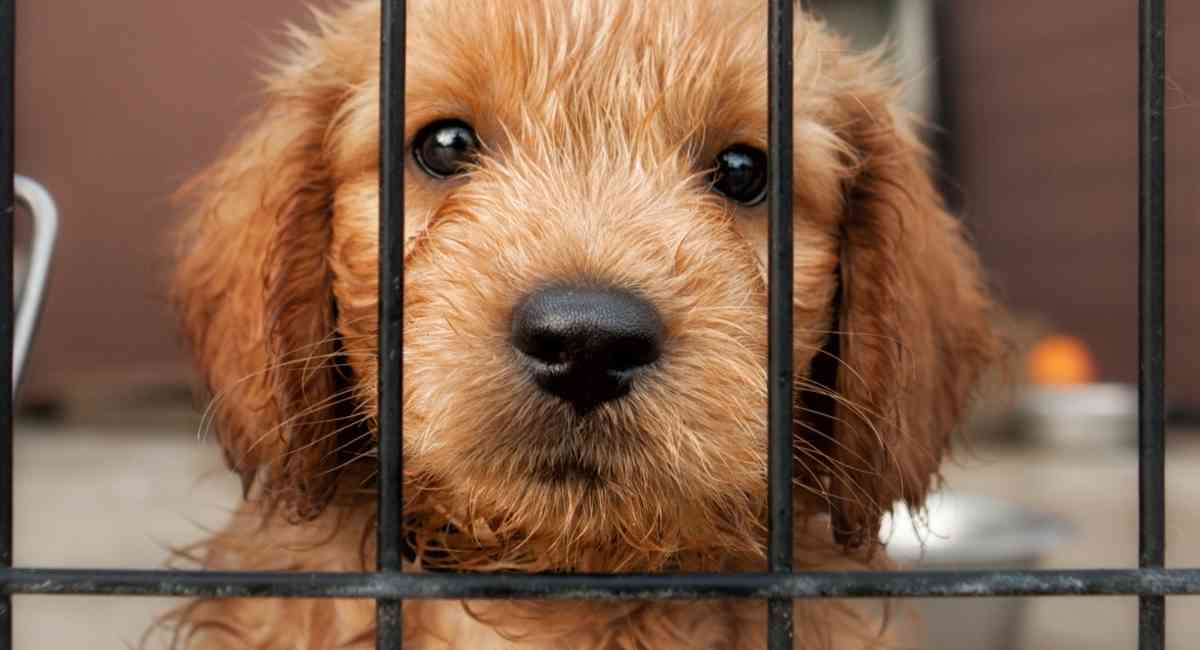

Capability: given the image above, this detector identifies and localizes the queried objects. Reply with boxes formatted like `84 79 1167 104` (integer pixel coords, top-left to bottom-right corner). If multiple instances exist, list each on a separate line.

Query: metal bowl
1014 382 1138 450
882 492 1072 650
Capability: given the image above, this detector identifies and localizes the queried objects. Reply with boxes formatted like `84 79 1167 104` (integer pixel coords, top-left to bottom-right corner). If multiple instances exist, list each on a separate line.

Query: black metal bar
0 568 1197 600
1139 0 1167 649
0 0 14 647
377 0 407 648
766 0 795 647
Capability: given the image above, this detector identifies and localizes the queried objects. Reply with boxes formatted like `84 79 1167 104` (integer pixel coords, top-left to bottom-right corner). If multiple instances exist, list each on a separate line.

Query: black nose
511 284 665 414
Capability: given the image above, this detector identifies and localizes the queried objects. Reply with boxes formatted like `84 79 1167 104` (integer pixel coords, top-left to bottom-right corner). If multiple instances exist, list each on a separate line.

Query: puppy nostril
513 326 570 367
606 332 662 375
511 284 664 413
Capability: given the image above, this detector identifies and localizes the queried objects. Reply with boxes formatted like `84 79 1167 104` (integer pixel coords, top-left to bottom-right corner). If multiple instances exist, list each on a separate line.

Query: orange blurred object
1027 335 1097 385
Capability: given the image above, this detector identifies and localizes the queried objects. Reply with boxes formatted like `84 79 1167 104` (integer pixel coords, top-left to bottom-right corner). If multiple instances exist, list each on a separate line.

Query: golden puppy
166 1 998 648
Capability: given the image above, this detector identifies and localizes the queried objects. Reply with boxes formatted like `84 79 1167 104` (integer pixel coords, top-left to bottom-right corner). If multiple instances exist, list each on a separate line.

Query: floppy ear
173 36 357 520
806 88 1000 549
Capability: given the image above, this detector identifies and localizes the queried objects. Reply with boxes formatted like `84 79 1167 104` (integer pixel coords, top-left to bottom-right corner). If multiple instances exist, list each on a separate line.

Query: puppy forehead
405 0 770 147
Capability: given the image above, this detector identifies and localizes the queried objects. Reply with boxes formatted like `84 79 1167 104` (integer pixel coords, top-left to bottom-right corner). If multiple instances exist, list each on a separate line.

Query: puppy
167 1 998 648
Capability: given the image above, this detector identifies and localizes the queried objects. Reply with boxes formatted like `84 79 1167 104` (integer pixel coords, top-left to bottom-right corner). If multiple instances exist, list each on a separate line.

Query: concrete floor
12 422 240 650
9 421 1200 649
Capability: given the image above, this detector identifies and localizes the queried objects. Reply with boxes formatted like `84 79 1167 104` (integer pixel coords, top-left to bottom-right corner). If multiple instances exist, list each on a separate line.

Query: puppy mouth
512 410 631 486
517 430 610 486
529 454 605 485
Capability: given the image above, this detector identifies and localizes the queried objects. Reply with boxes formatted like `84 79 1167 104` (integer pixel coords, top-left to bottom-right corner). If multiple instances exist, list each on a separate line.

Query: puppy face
175 0 997 571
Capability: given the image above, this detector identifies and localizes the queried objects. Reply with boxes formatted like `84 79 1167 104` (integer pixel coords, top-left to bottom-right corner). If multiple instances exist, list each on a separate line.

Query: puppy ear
808 89 999 549
173 36 355 519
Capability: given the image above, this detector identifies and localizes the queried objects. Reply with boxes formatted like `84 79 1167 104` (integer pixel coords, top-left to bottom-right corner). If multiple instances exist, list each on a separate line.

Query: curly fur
163 1 1000 648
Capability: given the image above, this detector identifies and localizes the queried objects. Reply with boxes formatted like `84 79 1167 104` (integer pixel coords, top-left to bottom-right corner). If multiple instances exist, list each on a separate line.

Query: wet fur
164 1 999 648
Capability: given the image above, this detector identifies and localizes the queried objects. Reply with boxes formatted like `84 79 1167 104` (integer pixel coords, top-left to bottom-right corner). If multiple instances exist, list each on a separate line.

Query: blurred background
9 0 1200 648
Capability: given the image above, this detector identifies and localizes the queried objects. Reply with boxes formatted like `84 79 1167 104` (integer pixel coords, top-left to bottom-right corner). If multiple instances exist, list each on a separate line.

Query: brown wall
15 1 305 401
944 3 1200 407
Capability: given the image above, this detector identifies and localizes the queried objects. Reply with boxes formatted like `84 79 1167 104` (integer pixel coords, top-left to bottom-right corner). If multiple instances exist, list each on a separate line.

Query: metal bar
0 568 1198 600
0 0 15 646
766 0 795 647
377 0 407 647
1139 0 1167 648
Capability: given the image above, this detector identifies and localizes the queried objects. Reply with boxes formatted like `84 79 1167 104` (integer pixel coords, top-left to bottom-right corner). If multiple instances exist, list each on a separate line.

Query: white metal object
1016 382 1139 450
12 176 58 396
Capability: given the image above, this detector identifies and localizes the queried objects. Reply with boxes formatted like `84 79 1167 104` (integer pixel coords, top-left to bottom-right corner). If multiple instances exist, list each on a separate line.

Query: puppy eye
413 119 479 178
709 144 768 206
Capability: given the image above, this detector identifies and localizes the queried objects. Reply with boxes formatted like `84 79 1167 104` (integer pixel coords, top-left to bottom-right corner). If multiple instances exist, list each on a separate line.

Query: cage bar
0 567 1198 600
766 0 796 647
377 1 407 648
0 1 15 648
1138 0 1167 649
